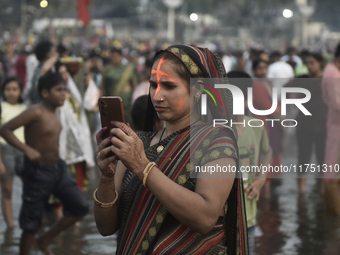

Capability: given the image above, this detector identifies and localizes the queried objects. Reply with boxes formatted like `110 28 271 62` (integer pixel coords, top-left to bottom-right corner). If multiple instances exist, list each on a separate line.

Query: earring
195 93 200 103
160 98 164 101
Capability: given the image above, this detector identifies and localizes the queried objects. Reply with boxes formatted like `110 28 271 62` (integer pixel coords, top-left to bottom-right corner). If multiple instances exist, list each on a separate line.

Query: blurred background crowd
0 0 340 254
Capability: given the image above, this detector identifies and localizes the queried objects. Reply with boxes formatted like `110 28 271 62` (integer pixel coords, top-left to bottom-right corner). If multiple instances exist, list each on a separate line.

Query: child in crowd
0 77 26 228
0 71 89 255
227 71 273 255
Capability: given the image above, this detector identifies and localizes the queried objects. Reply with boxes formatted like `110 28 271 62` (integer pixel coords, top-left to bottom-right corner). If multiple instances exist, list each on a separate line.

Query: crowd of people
0 37 339 254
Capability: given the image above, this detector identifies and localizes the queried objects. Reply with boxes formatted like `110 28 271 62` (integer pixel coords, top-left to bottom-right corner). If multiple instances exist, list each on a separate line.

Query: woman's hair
34 40 53 62
153 51 194 88
132 95 161 132
299 49 310 58
111 47 122 55
227 71 252 100
252 58 268 71
1 76 24 103
57 44 68 56
308 52 324 69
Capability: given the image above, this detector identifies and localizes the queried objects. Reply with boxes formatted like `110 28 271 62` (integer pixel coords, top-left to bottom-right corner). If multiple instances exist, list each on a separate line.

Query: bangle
142 162 157 188
141 162 154 181
93 188 118 208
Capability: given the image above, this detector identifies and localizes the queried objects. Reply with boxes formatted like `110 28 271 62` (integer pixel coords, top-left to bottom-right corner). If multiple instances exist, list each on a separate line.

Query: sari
116 45 248 255
322 63 340 180
322 63 340 215
252 79 282 179
252 79 282 155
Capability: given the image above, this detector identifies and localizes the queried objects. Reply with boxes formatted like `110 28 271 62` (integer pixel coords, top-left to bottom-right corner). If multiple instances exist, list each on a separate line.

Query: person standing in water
0 71 89 255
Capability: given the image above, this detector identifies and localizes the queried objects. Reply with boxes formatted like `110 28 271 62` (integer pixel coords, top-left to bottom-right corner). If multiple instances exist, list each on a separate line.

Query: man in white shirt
281 46 303 67
23 46 39 100
244 48 259 77
267 51 294 97
222 53 233 73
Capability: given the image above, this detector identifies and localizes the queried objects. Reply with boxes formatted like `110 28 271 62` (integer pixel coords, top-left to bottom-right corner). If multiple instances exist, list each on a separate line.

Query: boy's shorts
0 143 24 179
19 157 89 232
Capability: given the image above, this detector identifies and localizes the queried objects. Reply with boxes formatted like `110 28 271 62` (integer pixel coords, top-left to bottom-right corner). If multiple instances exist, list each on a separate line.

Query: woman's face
254 62 268 78
111 52 122 66
306 56 321 76
4 81 21 105
149 57 192 123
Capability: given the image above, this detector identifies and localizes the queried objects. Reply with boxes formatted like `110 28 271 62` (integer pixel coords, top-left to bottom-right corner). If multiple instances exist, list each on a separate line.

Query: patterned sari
116 45 248 255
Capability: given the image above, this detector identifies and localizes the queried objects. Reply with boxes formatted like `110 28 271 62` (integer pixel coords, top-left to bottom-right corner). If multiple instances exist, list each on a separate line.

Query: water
255 130 340 255
1 131 340 254
0 173 117 255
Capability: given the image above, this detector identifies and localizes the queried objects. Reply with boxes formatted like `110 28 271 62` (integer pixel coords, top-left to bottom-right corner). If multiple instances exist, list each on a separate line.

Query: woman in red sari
94 45 248 254
252 58 282 198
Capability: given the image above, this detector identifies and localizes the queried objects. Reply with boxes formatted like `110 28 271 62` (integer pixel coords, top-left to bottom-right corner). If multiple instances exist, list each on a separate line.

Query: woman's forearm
94 175 120 236
148 172 209 232
145 159 234 234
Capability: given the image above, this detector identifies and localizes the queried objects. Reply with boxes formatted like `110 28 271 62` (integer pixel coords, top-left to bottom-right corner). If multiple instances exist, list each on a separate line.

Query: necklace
156 119 201 153
156 128 166 153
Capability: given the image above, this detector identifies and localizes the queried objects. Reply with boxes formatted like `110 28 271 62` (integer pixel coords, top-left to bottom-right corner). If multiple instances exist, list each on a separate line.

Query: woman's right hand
96 127 118 178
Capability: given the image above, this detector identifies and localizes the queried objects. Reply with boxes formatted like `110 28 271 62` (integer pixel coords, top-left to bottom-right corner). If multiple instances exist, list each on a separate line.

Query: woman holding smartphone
94 45 248 255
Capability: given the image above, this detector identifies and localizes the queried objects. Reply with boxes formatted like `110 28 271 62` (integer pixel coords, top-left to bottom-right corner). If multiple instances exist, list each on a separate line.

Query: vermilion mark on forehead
151 56 165 98
151 56 186 99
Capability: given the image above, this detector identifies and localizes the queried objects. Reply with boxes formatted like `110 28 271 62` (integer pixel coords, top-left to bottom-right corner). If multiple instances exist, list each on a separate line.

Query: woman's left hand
110 121 150 179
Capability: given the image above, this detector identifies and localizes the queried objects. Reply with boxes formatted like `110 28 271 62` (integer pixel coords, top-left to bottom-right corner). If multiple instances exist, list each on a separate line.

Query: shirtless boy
0 71 89 255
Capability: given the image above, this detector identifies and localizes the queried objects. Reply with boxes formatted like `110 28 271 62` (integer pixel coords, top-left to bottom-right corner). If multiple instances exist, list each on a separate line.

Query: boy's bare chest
29 113 61 137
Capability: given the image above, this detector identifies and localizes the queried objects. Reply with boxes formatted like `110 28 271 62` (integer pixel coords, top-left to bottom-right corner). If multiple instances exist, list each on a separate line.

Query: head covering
144 45 237 140
144 45 248 255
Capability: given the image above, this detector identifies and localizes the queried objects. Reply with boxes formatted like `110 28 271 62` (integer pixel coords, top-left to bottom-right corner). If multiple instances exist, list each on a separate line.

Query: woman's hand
110 121 149 179
96 127 118 179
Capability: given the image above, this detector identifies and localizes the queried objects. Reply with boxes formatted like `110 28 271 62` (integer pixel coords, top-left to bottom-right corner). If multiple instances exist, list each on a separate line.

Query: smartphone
98 96 125 139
